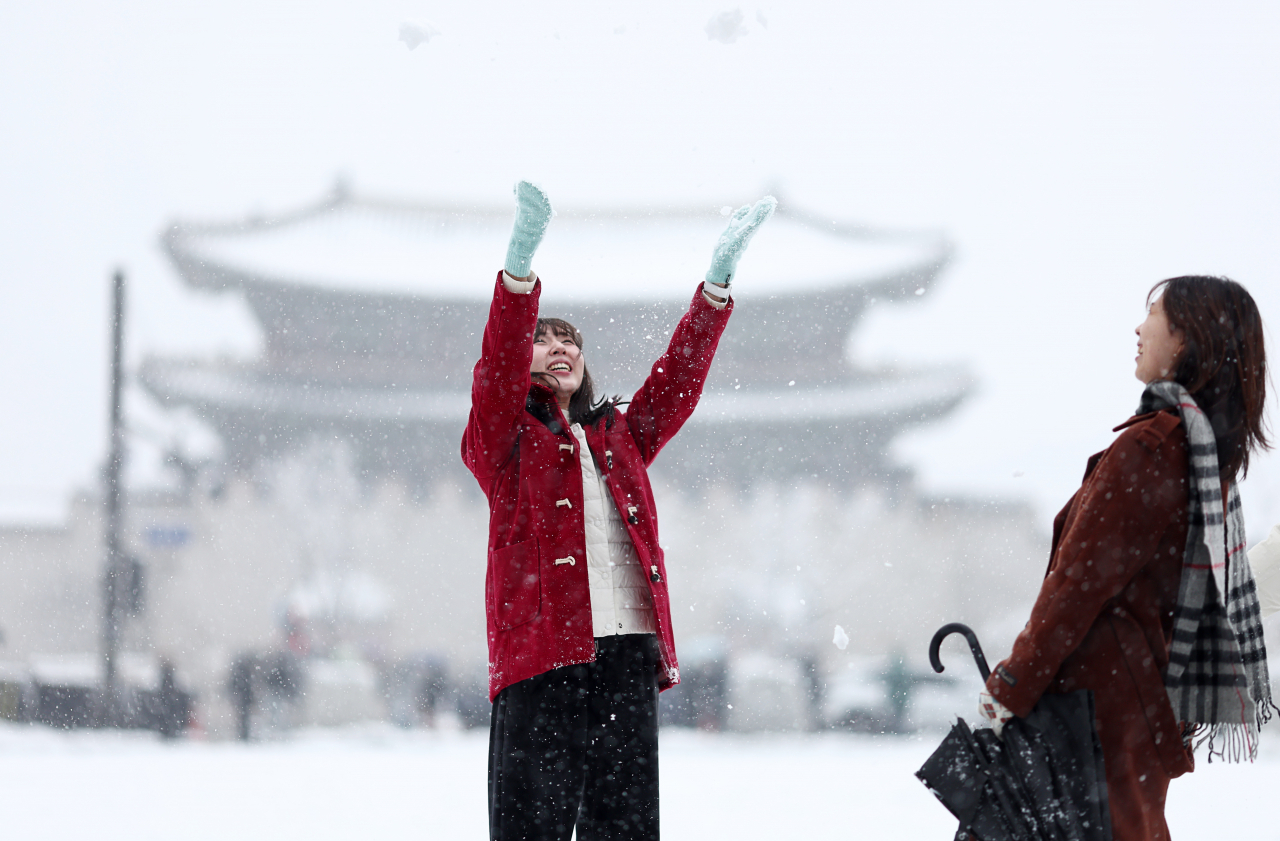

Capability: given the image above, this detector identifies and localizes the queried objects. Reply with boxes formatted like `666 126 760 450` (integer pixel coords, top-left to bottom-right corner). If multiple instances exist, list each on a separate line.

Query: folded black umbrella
915 623 1112 841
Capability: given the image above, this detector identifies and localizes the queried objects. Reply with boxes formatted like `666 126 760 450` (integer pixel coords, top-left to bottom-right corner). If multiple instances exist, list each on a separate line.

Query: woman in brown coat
979 276 1272 840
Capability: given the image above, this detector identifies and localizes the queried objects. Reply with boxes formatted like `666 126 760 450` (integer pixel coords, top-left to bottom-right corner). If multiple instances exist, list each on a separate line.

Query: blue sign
145 526 190 548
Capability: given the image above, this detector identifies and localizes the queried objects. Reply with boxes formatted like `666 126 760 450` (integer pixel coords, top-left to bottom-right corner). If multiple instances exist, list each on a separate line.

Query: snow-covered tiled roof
139 356 971 485
141 358 969 429
165 192 949 303
150 190 968 485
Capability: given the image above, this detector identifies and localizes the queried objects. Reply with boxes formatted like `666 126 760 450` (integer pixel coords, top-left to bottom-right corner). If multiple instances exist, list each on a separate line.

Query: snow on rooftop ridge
165 193 950 302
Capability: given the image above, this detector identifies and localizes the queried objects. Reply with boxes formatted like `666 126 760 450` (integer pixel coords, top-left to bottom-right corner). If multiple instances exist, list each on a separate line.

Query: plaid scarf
1139 381 1274 761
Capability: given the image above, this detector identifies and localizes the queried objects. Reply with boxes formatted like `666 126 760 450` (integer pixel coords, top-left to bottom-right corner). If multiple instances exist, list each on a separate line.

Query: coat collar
1112 409 1165 433
526 381 571 436
528 380 558 403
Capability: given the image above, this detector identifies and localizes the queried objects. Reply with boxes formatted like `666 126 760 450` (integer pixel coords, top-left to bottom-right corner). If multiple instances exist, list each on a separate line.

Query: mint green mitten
504 181 553 279
704 196 777 290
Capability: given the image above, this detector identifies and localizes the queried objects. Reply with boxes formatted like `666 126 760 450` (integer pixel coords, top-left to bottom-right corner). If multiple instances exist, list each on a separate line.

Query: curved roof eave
161 190 953 305
138 358 970 429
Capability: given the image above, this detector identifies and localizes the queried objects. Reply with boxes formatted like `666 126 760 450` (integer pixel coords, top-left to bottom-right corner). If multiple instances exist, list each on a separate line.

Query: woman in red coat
463 182 774 841
980 276 1272 840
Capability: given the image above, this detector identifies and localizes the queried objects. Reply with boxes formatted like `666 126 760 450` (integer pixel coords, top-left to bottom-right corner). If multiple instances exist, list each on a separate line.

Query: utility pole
101 269 126 726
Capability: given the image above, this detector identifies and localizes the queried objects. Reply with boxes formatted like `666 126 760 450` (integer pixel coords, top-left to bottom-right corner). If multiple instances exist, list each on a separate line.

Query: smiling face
531 325 585 411
1135 296 1186 384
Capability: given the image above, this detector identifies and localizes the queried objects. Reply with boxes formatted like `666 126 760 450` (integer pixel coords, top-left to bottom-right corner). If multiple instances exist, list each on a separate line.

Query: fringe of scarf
1139 381 1275 762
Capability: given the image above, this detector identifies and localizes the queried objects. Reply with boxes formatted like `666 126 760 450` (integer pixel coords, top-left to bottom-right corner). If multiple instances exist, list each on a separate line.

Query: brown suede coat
987 410 1195 841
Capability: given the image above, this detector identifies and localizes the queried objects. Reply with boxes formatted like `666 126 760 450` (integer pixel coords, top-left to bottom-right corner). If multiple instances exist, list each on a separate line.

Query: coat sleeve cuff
492 270 541 307
984 663 1036 719
701 282 729 309
692 282 734 318
502 270 537 294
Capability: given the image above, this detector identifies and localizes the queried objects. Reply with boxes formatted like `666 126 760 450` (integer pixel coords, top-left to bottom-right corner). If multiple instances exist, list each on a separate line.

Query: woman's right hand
978 689 1014 738
505 181 553 280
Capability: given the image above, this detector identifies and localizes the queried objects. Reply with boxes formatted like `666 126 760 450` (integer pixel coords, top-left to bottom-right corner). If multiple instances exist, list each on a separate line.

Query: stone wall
0 465 1045 736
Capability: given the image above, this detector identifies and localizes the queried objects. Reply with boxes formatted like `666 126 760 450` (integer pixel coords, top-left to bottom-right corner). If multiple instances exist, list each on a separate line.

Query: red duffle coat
463 273 732 702
986 409 1196 841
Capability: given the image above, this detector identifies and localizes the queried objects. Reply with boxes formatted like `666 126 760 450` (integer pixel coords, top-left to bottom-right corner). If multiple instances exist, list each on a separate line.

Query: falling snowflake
833 624 849 650
705 9 748 44
399 21 440 51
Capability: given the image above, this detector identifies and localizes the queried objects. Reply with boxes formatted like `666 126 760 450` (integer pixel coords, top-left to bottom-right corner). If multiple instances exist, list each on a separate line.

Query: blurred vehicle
0 652 192 735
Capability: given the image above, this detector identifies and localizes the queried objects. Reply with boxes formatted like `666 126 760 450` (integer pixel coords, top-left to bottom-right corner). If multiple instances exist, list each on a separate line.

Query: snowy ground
2 723 1278 839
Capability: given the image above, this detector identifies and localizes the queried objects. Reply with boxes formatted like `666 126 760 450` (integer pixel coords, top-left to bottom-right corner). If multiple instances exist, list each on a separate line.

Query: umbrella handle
929 622 991 681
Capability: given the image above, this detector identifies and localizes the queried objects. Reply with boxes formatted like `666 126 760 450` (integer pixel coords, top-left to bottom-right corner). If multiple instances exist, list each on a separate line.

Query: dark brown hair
1149 276 1270 481
532 317 623 427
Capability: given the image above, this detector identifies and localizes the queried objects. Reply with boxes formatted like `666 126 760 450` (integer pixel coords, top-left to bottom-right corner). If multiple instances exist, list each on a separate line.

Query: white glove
978 689 1014 738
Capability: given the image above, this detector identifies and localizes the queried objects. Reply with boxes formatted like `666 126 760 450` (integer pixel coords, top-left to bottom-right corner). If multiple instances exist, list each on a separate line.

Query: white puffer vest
570 423 657 637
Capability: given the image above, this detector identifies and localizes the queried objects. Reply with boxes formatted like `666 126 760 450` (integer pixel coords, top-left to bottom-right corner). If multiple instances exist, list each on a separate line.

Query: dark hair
1148 275 1270 481
532 317 624 427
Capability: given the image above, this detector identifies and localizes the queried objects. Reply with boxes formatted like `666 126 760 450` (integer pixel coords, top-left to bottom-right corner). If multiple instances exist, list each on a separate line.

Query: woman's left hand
705 196 777 292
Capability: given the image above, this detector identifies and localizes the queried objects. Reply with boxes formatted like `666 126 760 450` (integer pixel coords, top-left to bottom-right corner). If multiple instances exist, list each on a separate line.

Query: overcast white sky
2 2 1279 534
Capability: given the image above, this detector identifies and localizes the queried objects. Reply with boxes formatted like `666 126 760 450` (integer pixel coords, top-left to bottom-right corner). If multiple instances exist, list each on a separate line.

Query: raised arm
626 196 775 462
461 182 553 481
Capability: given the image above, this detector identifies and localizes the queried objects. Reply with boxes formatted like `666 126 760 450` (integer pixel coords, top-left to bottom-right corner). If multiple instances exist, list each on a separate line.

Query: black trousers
489 634 661 841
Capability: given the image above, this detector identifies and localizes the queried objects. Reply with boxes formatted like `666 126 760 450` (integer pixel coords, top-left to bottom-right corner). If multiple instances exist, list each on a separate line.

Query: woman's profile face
531 327 584 406
1135 296 1185 384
